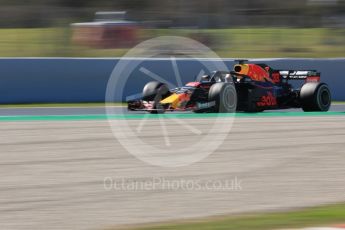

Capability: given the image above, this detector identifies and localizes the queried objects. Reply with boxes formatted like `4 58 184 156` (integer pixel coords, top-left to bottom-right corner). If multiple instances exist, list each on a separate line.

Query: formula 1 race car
128 60 331 113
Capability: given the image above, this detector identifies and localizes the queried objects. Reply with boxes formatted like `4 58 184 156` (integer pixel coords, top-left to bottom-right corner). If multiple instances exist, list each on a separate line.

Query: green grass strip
120 203 345 230
333 101 345 105
0 102 124 108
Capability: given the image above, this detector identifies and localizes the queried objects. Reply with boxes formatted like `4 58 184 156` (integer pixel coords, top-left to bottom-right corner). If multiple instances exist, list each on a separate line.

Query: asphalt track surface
0 106 345 230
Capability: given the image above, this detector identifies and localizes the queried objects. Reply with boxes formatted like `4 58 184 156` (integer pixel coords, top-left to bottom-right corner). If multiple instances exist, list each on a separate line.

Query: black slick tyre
208 83 237 113
300 82 331 112
142 81 170 114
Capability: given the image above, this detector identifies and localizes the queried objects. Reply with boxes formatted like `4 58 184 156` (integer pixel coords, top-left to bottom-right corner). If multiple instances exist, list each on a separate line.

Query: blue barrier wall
0 58 344 103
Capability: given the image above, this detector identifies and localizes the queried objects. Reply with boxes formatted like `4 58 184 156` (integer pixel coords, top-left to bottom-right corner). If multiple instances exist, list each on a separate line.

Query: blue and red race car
128 60 331 113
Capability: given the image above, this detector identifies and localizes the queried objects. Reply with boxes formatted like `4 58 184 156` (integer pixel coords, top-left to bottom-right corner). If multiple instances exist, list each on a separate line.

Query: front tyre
208 83 237 113
142 81 170 114
300 82 331 112
142 81 169 101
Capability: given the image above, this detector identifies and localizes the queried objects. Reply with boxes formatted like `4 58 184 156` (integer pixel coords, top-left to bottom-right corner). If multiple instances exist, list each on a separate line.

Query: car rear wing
278 70 320 82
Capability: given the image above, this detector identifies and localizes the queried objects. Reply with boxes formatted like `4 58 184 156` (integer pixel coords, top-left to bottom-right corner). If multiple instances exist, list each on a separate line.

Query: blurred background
0 0 344 57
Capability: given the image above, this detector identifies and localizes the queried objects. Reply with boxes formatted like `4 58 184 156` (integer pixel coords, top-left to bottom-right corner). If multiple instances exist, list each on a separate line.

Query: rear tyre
208 83 237 113
142 81 170 114
300 82 331 112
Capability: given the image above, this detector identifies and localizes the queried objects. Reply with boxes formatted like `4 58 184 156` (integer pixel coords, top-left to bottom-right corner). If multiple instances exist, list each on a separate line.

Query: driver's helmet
201 75 211 82
211 71 224 82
